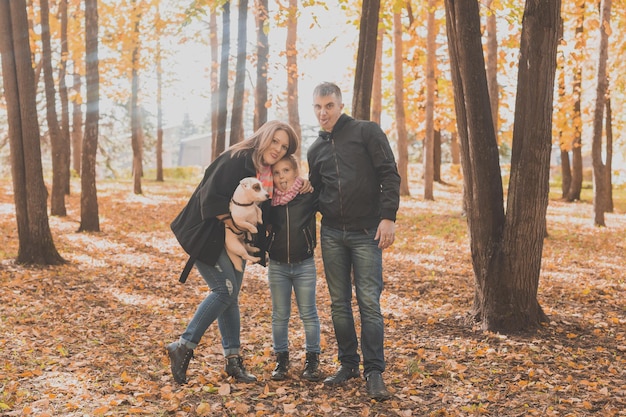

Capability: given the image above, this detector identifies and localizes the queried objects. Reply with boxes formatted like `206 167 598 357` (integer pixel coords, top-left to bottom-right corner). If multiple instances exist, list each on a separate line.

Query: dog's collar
231 198 255 207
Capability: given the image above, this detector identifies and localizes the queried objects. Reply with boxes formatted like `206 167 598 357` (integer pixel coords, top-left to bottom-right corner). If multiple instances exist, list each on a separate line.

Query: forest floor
0 168 625 417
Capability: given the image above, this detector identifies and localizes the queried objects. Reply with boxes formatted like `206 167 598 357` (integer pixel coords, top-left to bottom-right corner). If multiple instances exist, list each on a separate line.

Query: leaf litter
0 174 624 416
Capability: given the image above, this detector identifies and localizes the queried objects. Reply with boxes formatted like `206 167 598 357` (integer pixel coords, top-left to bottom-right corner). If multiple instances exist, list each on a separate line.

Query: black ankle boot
166 341 193 384
301 352 322 381
271 352 290 381
225 356 257 383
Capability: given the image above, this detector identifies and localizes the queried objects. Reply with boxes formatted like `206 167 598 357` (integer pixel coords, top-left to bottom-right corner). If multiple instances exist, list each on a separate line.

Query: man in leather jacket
307 82 400 401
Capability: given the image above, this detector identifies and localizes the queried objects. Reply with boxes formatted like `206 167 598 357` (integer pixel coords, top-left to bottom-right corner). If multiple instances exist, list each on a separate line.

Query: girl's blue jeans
268 256 321 354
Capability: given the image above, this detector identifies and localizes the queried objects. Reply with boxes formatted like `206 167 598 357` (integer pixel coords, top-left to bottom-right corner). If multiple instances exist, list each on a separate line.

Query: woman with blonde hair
167 120 300 384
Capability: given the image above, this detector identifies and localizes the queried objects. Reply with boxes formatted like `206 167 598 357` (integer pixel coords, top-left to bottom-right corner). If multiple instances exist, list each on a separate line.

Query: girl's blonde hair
229 120 299 170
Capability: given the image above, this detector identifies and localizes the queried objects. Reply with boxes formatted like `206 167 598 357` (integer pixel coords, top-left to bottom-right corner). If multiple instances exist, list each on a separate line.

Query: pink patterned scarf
257 165 274 198
272 177 303 206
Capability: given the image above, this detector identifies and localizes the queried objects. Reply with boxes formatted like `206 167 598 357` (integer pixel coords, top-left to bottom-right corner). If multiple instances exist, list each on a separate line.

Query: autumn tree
155 4 164 182
230 0 247 146
423 0 436 200
129 0 144 195
58 0 71 194
591 0 612 226
445 0 561 332
79 0 100 232
40 0 68 216
285 0 301 159
393 8 409 197
352 0 380 120
214 1 230 158
254 0 269 130
371 17 384 125
0 0 64 264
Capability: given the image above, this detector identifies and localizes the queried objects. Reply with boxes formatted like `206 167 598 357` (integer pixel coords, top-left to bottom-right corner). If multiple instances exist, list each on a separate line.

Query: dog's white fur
225 177 269 271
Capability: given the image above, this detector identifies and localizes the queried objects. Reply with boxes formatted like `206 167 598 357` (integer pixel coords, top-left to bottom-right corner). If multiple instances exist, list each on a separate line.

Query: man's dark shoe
225 356 257 383
366 371 391 401
271 352 290 381
166 341 193 384
323 365 359 386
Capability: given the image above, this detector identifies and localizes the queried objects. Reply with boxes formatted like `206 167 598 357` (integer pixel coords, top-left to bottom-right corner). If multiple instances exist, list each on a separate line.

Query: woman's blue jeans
179 250 244 357
268 256 321 354
320 225 385 375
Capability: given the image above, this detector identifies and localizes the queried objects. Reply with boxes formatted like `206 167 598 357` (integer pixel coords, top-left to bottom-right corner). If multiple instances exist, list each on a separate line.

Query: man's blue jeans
320 225 385 376
268 256 321 354
180 250 244 357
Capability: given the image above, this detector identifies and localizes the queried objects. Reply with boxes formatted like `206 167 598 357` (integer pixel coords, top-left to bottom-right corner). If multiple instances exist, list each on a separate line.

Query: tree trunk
80 0 100 232
215 2 230 158
254 0 269 130
393 12 410 197
41 0 67 216
58 0 71 195
156 6 164 182
485 0 499 136
423 0 436 201
0 0 64 265
72 72 83 175
567 1 585 202
560 149 571 199
210 10 219 160
605 96 613 212
501 0 560 330
434 129 441 183
445 0 559 332
130 0 143 195
286 0 301 160
352 0 380 120
371 20 383 124
591 0 611 227
230 0 247 146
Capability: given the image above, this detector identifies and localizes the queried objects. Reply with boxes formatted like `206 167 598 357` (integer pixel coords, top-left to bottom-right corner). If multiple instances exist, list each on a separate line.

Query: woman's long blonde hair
229 120 299 170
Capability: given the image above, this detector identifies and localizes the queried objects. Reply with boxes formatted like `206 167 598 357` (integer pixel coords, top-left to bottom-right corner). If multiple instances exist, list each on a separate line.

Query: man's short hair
313 82 342 101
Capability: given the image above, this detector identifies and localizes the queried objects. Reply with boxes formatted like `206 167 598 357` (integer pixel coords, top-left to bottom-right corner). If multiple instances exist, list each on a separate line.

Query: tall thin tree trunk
352 0 380 120
423 0 436 201
371 20 383 124
230 0 247 146
0 0 64 265
286 0 301 160
591 0 611 226
254 0 269 130
58 0 71 195
80 0 100 232
156 6 164 182
215 2 230 158
605 95 613 212
72 72 83 174
567 1 585 202
393 12 409 197
130 0 143 195
41 0 67 216
210 9 219 160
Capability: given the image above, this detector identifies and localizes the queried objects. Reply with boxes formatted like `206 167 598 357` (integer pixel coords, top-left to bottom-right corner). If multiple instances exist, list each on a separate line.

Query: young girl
266 155 322 381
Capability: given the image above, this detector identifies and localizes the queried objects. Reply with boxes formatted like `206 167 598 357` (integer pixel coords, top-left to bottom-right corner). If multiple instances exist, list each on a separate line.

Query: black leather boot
166 341 193 384
271 352 290 381
301 352 322 382
225 356 257 383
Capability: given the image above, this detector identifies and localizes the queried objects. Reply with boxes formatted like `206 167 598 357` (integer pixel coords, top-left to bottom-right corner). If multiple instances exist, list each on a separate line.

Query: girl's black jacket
266 192 317 264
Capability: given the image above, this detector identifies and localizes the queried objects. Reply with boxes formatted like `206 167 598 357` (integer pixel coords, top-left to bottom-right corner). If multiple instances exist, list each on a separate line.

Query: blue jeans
179 249 244 357
268 256 321 354
320 225 385 375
